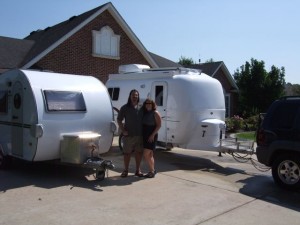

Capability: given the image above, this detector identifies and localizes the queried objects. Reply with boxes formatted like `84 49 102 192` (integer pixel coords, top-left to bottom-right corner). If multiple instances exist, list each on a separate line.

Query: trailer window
108 87 120 101
43 90 86 112
155 86 164 106
0 91 8 114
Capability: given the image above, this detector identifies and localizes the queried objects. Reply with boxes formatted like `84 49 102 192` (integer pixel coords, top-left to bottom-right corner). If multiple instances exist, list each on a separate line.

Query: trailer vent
118 64 150 74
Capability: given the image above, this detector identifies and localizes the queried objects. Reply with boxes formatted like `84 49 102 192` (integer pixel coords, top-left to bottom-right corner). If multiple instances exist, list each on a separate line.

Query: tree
178 56 194 66
285 83 300 95
292 84 300 95
233 58 285 117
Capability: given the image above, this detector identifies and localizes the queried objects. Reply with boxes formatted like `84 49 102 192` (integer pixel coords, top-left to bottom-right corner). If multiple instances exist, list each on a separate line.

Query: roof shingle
0 36 34 70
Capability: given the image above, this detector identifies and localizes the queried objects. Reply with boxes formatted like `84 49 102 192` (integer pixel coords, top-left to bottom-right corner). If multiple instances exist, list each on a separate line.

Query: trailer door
151 82 168 142
11 81 23 156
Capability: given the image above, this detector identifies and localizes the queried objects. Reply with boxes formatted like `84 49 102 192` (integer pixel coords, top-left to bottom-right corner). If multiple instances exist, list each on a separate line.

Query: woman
142 98 162 178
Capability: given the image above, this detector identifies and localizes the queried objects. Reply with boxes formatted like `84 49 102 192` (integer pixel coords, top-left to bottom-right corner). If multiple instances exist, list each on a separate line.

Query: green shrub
226 115 244 132
226 114 259 132
244 115 259 131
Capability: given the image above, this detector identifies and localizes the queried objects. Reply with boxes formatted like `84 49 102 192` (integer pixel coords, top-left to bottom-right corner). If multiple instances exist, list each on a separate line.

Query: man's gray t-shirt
117 104 143 136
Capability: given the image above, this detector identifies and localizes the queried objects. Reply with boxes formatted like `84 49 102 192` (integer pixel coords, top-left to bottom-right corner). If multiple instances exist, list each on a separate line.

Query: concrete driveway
1 137 300 225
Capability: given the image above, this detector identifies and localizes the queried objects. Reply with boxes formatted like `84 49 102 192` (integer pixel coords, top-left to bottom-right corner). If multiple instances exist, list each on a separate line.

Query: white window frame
92 26 120 59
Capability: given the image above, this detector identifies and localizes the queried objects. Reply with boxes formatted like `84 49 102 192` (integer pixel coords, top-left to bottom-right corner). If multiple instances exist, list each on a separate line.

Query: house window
92 26 120 59
108 87 120 101
225 94 230 118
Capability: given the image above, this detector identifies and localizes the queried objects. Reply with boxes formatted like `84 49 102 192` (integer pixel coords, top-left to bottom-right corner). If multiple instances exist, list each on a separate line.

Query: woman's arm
154 111 162 133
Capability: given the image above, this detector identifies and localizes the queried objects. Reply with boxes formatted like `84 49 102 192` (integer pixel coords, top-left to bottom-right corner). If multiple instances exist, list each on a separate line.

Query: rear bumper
256 146 271 166
256 141 300 166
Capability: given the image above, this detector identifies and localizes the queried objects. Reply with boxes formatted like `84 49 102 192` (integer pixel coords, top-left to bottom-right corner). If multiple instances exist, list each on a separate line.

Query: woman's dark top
142 110 158 150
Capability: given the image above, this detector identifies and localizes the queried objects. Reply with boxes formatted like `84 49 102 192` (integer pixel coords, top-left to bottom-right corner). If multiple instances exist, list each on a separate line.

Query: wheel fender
269 141 300 164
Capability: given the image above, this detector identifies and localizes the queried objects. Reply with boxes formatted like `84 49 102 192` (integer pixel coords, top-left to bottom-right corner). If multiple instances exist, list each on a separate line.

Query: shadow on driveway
1 145 300 212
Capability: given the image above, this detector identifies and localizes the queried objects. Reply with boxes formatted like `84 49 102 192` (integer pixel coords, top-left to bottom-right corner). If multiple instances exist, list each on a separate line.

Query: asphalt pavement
0 137 300 225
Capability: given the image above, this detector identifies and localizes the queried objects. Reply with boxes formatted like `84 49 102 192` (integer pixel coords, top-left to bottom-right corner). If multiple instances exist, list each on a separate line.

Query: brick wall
33 11 149 83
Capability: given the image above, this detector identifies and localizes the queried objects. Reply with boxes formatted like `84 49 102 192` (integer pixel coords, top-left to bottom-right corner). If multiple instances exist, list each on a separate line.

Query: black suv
256 96 300 190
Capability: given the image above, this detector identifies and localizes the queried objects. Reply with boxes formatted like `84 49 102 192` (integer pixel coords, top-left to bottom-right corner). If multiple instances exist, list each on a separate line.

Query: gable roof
21 4 106 67
149 52 182 68
190 61 222 76
189 61 239 91
22 2 158 68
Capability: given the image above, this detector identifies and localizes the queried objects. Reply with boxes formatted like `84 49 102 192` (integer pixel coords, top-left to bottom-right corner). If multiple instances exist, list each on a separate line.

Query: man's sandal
121 170 128 178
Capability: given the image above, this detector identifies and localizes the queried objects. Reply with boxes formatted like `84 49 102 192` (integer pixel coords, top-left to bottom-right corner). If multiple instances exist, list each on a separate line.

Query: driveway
0 137 299 225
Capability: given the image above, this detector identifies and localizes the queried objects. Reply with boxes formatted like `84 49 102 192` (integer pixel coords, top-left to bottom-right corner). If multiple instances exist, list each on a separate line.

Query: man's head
127 89 139 106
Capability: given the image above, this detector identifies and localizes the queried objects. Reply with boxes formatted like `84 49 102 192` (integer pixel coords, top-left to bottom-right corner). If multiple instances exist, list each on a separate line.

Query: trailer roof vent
118 64 150 74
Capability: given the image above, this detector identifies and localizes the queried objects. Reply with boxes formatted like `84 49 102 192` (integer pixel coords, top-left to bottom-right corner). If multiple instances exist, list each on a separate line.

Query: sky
0 0 299 84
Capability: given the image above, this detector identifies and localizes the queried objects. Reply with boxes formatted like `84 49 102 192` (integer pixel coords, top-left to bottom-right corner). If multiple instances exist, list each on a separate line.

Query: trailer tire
96 170 105 181
0 150 12 170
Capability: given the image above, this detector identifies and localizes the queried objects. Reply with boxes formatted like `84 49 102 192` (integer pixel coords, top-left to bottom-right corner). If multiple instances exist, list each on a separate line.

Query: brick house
0 2 238 117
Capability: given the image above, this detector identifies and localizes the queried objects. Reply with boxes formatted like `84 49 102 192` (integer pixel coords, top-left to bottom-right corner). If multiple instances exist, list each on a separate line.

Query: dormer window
92 26 120 59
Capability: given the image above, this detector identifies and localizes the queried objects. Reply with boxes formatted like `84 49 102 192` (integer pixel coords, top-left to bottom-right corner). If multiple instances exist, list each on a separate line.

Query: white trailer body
106 65 226 151
0 69 116 173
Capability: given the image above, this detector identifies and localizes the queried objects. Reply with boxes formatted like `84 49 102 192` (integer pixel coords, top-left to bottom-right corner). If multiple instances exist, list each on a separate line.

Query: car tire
272 154 300 190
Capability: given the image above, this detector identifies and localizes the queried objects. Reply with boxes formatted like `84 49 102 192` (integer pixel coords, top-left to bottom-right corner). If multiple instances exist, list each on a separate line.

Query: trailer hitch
84 144 115 180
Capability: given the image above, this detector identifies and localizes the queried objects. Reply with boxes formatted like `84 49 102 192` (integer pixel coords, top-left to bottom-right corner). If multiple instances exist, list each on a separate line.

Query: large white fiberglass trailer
0 69 116 179
106 64 226 152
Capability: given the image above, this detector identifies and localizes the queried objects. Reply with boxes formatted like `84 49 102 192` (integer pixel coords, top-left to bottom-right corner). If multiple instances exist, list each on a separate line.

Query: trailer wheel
118 134 124 153
0 151 12 169
96 170 105 181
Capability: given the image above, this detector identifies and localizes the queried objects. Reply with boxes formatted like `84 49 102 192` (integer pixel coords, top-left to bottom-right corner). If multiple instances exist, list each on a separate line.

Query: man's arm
117 106 128 136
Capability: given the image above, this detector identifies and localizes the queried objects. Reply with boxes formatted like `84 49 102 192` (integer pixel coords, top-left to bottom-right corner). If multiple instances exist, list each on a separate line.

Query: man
117 89 144 177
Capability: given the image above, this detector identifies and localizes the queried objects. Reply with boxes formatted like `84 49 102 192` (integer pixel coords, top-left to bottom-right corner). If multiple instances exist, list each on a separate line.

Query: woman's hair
126 89 140 106
142 98 157 112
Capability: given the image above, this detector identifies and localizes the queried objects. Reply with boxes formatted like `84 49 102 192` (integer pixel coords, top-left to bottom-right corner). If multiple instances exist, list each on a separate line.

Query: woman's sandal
144 171 155 178
121 170 128 178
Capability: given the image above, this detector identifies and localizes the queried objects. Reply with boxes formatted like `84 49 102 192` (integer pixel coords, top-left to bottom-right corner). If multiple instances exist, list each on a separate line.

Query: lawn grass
236 131 256 141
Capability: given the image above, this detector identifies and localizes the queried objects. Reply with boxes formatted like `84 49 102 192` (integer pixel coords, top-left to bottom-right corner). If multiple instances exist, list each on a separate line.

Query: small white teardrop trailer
106 64 227 152
0 69 116 180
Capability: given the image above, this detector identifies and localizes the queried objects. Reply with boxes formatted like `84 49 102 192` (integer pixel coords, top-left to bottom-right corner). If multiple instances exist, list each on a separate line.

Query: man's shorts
123 136 143 154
